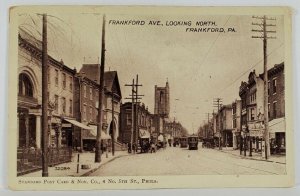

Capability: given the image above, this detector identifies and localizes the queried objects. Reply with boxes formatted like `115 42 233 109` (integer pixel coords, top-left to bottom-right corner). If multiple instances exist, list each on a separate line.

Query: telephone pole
134 74 143 147
95 14 106 163
111 89 115 156
252 15 276 160
41 13 49 177
125 75 143 153
213 98 222 150
125 79 136 153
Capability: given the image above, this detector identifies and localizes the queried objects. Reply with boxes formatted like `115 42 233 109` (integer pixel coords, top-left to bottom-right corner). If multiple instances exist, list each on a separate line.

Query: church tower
154 80 170 118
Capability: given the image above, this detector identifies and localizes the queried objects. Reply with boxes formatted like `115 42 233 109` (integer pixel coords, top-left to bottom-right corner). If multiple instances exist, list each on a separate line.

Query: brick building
119 102 153 144
74 64 122 151
265 62 285 153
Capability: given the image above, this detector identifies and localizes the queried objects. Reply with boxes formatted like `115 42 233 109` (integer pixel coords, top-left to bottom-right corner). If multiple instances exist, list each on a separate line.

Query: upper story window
54 95 59 112
126 113 132 126
69 76 73 91
18 73 33 97
62 97 66 113
83 105 87 121
55 69 59 86
273 78 277 94
273 101 277 118
268 81 270 95
69 99 73 115
62 73 66 89
90 86 93 100
83 85 87 98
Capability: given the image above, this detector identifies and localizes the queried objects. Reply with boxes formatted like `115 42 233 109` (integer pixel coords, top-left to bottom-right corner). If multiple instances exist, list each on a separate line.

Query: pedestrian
127 142 132 153
150 142 156 153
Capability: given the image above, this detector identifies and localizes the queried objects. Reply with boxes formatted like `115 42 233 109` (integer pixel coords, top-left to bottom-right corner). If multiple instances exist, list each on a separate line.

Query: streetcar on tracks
188 135 199 150
179 137 188 148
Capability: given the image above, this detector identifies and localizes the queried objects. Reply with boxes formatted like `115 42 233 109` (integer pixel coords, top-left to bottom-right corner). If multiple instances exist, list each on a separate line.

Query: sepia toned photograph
7 6 293 190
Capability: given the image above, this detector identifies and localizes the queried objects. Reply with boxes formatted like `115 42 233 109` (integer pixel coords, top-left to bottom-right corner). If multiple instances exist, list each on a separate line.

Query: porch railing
17 147 72 176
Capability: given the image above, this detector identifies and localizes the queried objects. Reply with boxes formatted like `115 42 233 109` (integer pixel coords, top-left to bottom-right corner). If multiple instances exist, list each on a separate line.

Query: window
250 108 255 121
233 119 237 128
126 113 132 125
54 95 59 112
95 109 98 121
268 81 270 95
273 102 277 118
62 73 66 89
18 73 33 97
69 99 73 115
48 70 50 84
89 106 93 120
83 105 87 120
55 69 59 86
69 76 73 91
83 85 87 98
273 79 277 94
90 87 93 100
62 97 66 113
268 103 270 118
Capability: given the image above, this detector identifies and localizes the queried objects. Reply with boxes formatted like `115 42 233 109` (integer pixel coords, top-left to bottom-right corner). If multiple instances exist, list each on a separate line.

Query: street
89 144 286 176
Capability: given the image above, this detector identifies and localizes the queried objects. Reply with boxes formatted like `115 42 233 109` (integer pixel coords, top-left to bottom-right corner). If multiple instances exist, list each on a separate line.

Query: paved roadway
89 144 286 176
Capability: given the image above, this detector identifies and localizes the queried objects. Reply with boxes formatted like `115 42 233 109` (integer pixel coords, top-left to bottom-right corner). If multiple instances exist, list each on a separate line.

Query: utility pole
125 75 143 154
134 74 143 148
207 113 210 139
95 14 106 163
252 15 276 160
41 13 49 177
213 98 222 150
125 79 135 154
111 89 115 156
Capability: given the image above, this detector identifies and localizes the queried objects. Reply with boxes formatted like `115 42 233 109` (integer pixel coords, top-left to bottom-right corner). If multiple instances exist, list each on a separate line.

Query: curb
80 153 130 177
219 150 286 165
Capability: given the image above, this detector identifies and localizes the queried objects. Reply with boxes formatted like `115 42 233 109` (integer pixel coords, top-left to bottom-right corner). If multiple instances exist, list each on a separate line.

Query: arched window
19 73 33 97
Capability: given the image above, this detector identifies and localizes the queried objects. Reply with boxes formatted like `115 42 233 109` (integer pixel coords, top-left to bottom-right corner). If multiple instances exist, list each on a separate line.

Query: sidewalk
219 147 286 164
22 150 129 177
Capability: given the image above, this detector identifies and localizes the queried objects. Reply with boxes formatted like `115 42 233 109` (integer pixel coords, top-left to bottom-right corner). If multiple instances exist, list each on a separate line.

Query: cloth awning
269 117 285 133
89 125 111 139
139 129 150 138
158 134 164 141
64 119 92 130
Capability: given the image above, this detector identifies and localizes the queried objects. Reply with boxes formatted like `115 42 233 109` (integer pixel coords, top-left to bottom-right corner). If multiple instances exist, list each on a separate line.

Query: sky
18 10 284 133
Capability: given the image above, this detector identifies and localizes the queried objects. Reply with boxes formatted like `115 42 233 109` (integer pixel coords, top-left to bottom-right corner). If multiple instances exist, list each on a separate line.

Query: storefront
81 125 111 151
269 117 286 154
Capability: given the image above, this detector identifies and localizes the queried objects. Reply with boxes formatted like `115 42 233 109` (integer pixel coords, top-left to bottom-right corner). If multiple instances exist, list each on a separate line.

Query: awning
64 119 92 130
158 134 164 141
139 129 150 138
89 125 111 139
269 117 285 133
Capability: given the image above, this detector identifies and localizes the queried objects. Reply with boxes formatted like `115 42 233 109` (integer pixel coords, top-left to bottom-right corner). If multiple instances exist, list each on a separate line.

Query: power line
215 42 284 96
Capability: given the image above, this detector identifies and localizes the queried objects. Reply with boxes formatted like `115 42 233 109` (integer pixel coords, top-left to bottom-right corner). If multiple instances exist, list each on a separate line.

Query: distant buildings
201 62 285 155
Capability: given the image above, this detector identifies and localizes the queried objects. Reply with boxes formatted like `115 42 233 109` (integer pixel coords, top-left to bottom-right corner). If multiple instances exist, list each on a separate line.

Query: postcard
8 6 293 190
